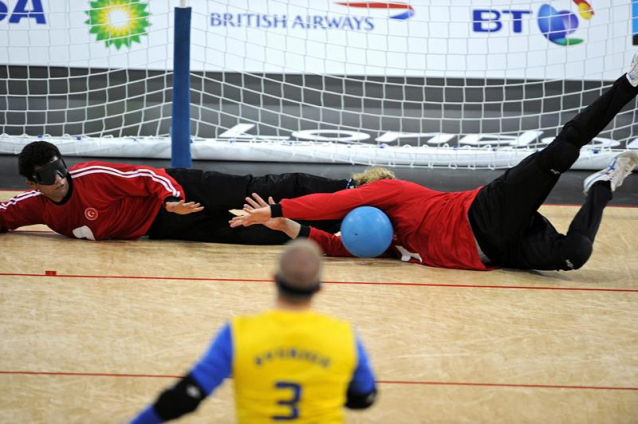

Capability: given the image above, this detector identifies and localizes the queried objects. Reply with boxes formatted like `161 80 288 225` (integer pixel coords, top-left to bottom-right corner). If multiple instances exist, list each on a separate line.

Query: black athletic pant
147 170 348 244
469 75 637 271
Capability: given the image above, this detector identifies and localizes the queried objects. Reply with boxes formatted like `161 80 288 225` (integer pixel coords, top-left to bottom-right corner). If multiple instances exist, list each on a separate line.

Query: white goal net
1 0 637 169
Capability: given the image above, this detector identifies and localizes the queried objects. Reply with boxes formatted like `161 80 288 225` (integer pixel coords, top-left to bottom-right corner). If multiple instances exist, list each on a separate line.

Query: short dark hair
18 141 63 181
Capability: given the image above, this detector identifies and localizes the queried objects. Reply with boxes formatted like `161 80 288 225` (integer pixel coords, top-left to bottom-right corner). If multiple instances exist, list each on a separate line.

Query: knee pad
560 234 593 270
538 139 581 175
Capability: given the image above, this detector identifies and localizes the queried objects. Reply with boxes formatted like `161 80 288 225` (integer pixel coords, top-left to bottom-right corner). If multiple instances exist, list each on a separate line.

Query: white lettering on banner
375 132 455 145
222 124 556 148
540 136 620 149
292 130 370 143
458 131 543 147
72 226 96 241
0 0 46 24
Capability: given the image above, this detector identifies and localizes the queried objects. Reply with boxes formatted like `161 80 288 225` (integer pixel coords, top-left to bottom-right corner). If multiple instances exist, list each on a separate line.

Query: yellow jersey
231 310 357 423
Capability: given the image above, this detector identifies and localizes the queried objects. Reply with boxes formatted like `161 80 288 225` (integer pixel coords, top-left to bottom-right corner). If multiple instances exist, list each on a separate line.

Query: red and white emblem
84 207 98 221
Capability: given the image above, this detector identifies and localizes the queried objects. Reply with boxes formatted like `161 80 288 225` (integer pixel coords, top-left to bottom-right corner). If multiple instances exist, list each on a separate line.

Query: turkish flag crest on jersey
84 208 98 221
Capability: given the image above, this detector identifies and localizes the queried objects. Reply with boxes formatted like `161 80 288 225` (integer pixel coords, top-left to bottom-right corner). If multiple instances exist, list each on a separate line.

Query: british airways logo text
211 13 374 31
210 2 415 31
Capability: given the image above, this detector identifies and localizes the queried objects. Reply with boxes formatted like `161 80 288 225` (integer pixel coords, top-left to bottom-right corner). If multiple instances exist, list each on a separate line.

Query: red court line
13 230 56 234
1 371 636 391
0 271 637 293
377 380 638 391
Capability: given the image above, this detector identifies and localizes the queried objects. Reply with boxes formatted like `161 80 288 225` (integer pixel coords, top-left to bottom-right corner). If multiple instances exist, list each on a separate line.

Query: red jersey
277 179 488 270
0 162 184 241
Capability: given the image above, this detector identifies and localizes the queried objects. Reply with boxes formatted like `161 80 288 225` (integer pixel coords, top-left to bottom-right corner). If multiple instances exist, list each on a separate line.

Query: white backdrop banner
0 0 632 79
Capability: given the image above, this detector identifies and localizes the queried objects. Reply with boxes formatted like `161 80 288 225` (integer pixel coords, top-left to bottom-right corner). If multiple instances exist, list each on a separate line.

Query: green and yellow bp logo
85 0 150 49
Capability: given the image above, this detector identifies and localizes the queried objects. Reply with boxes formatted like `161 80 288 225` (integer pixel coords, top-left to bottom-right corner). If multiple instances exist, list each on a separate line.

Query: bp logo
85 0 150 49
537 0 593 46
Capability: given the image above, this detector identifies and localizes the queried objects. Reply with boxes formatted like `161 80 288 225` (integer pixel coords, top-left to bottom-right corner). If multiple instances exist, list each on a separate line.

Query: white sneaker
584 151 638 195
627 52 638 87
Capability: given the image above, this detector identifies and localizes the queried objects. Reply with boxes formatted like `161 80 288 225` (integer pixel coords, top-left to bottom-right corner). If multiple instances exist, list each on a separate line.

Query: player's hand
229 194 272 227
165 200 204 215
243 193 289 231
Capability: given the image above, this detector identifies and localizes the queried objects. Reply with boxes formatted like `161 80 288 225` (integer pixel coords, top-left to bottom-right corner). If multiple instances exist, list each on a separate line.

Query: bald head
276 239 324 304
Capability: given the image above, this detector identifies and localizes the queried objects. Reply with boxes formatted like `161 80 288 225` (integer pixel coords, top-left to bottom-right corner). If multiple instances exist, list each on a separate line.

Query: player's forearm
278 218 302 239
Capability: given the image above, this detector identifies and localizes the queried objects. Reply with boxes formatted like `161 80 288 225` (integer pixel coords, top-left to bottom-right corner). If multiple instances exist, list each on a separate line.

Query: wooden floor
1 190 637 423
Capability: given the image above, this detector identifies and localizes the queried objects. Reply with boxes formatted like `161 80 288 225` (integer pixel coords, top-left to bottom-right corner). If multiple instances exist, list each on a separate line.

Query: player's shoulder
69 161 163 178
2 189 44 206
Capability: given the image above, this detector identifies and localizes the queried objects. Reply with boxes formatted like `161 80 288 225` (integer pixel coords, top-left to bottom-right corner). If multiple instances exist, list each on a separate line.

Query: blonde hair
351 167 396 186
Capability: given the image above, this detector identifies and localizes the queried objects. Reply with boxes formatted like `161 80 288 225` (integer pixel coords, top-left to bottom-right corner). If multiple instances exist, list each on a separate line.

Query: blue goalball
341 206 393 258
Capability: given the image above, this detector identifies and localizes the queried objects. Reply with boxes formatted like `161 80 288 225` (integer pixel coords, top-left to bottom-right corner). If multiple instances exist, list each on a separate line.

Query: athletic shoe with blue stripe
583 151 638 195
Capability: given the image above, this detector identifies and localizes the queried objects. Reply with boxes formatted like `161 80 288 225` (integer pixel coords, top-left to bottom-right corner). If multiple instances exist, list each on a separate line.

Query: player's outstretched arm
235 193 302 237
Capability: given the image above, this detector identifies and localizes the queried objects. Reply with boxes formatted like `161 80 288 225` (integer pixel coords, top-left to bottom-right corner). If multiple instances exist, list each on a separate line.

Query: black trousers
469 75 637 271
147 170 348 244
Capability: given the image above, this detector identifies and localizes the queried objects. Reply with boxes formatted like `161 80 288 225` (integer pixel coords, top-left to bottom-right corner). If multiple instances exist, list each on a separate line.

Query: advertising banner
0 0 632 79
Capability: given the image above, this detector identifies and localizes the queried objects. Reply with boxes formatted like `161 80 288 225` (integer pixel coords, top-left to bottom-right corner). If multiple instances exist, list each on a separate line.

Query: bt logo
473 0 594 46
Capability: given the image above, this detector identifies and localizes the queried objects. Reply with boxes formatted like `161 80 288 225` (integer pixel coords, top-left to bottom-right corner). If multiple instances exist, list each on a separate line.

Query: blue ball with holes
341 206 393 258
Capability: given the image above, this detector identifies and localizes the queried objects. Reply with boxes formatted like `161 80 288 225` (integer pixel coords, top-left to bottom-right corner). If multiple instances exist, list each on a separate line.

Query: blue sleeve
190 322 234 395
348 335 376 394
131 406 162 424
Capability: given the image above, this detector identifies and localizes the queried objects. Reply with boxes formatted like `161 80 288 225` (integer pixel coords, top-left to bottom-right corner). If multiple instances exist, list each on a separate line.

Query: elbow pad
345 387 377 410
153 374 206 421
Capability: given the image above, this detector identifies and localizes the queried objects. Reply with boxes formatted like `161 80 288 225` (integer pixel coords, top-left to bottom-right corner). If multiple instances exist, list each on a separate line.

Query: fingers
246 193 271 208
229 216 255 228
268 196 275 205
166 200 204 214
251 193 269 207
245 196 261 209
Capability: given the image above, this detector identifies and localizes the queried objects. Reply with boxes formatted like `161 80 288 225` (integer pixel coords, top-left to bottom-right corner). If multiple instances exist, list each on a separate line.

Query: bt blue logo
538 1 593 45
473 1 594 46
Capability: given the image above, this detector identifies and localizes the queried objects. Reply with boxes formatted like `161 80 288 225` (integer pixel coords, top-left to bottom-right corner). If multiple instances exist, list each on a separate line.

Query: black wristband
298 225 311 238
270 203 283 218
345 388 377 409
164 196 181 204
154 373 206 420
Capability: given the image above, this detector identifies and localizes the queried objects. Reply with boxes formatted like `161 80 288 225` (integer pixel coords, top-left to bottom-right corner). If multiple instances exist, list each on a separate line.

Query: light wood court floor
1 190 637 423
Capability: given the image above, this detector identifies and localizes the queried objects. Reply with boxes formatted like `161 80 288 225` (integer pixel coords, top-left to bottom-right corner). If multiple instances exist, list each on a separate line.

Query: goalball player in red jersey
0 141 351 243
231 55 638 272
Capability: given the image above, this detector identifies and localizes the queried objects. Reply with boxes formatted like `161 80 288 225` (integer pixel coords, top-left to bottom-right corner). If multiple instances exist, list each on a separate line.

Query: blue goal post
171 1 192 168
